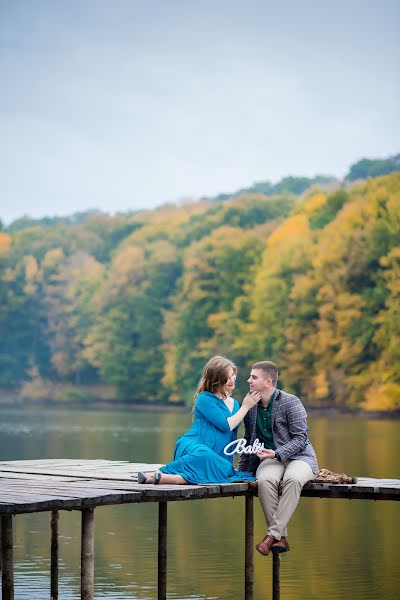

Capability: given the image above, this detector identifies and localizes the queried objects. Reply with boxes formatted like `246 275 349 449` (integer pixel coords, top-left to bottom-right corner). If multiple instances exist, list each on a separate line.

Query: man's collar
260 388 277 407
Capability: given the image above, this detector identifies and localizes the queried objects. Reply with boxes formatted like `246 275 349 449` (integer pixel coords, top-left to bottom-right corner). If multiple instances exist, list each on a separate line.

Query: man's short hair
252 361 278 386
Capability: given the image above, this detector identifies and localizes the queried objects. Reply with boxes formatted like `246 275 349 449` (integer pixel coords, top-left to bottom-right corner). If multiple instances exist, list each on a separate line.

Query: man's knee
282 470 311 491
282 461 314 489
282 474 303 489
256 459 283 486
257 473 281 489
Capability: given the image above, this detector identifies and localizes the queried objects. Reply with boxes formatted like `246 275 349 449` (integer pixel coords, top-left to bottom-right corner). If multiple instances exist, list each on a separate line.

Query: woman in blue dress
137 356 261 485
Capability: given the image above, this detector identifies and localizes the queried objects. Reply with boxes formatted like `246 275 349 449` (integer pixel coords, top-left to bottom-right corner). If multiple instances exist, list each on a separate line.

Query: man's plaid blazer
237 389 319 475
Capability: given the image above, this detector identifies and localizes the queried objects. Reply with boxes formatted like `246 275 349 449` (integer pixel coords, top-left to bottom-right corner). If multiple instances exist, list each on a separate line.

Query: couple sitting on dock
137 356 318 557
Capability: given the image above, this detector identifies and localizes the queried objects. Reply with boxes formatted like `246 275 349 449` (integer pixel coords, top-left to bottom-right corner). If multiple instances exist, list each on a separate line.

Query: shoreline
0 391 398 419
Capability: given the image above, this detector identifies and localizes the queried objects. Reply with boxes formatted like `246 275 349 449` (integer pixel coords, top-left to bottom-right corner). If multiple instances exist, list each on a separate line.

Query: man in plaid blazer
238 361 318 556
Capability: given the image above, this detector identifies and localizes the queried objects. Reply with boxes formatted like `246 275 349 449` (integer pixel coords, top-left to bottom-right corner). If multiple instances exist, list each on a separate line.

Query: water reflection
1 406 399 600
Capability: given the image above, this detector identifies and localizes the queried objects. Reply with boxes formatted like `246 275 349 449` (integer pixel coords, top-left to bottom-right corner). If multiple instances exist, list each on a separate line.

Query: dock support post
81 508 95 600
244 495 254 600
50 510 59 600
158 502 167 600
1 515 14 600
272 553 280 600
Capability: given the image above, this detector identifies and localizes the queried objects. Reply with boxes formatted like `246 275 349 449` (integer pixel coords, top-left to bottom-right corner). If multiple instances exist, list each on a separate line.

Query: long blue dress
160 391 255 484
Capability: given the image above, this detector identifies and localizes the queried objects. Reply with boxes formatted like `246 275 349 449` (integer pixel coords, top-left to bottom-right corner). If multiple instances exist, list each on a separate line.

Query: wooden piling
50 510 59 600
1 515 14 600
245 495 254 600
272 552 280 600
81 508 95 600
158 502 167 600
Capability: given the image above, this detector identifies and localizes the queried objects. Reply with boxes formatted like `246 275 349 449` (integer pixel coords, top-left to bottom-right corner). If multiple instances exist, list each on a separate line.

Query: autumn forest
1 160 399 412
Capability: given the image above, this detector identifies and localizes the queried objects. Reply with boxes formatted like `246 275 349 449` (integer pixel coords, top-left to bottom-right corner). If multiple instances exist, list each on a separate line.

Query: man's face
247 368 271 393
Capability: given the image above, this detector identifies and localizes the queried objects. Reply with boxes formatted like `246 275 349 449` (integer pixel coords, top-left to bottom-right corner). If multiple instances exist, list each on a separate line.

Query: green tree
345 155 400 181
85 241 181 402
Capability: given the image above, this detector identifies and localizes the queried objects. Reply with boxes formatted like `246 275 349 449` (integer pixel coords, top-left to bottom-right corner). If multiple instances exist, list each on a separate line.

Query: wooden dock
0 459 399 599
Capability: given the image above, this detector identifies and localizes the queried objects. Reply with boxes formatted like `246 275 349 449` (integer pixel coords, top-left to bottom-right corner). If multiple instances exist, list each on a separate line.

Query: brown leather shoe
256 534 277 556
271 536 290 553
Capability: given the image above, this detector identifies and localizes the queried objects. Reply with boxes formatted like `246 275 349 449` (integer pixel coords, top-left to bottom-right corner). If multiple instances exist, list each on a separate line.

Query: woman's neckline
221 396 234 413
206 391 234 413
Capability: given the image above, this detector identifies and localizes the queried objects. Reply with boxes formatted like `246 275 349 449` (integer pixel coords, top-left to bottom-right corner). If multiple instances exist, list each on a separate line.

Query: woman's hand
227 391 261 431
242 391 262 409
256 449 276 460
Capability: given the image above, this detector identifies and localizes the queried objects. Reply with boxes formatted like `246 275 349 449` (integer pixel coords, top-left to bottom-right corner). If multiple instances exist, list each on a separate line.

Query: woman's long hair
194 356 237 402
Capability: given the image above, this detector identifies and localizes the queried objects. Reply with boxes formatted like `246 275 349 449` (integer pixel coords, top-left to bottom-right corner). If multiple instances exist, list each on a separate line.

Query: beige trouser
256 458 314 540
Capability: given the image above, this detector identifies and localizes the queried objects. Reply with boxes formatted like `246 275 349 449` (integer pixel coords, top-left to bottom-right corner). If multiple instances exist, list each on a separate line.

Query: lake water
0 405 399 600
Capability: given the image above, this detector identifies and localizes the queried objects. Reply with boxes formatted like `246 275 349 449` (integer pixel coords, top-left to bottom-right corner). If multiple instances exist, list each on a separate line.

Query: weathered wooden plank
136 486 212 499
0 461 157 471
219 483 249 493
0 472 86 481
378 487 400 494
0 459 145 469
0 464 164 481
0 459 161 468
0 488 129 500
300 488 400 501
1 490 132 501
0 491 143 515
0 459 118 466
0 482 141 495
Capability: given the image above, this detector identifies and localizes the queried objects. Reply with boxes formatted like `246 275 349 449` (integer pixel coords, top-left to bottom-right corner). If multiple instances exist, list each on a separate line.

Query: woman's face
224 367 237 395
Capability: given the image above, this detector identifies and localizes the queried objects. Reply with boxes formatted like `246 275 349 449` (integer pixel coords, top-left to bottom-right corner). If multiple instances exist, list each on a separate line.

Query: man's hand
256 449 276 460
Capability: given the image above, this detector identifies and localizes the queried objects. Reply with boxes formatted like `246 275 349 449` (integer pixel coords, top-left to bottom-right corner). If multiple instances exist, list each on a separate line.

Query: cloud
1 1 399 223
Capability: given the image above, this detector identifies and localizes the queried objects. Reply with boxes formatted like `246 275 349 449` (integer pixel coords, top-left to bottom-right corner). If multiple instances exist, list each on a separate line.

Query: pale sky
0 0 399 225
